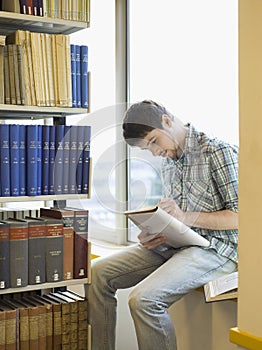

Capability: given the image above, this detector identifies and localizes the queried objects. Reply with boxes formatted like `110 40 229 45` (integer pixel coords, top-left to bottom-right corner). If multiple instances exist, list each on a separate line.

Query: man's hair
122 100 173 146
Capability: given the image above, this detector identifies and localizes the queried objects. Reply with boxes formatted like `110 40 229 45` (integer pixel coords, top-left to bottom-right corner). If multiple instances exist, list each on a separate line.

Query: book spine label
9 225 28 287
28 224 46 285
80 45 88 108
26 125 38 196
0 124 11 196
0 224 10 289
10 124 20 196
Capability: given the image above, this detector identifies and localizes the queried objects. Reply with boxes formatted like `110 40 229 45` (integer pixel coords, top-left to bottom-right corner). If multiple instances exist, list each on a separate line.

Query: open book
124 206 210 249
204 271 238 302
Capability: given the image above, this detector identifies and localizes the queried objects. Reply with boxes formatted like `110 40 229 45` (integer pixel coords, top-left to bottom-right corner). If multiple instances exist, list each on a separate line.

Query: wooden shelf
0 104 89 118
0 11 89 35
0 278 90 295
0 194 89 203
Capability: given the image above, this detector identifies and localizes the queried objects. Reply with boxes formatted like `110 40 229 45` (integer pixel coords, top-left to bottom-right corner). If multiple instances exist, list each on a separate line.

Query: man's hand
158 198 185 221
138 227 167 250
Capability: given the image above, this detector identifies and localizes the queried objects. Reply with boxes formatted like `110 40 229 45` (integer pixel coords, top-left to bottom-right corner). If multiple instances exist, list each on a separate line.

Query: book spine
26 0 33 15
78 299 88 349
43 219 63 282
12 44 22 105
19 0 28 14
80 45 88 109
9 222 29 287
70 44 77 108
17 44 26 105
0 124 11 197
44 33 55 107
28 307 39 349
19 308 30 350
9 124 20 196
62 125 70 194
68 125 78 194
0 46 4 104
52 303 62 348
28 223 46 285
82 125 91 195
19 125 26 196
26 125 38 196
37 125 42 195
49 125 55 195
75 45 81 108
54 124 64 195
73 209 89 279
0 311 5 350
3 46 11 104
0 223 10 289
42 125 50 195
40 32 50 106
7 44 16 104
65 35 72 107
5 310 17 350
76 126 84 194
55 34 68 107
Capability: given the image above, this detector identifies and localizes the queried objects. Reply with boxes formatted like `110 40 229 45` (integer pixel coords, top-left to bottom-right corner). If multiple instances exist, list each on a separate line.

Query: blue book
0 124 10 197
26 125 38 196
37 125 42 195
0 221 10 289
75 45 81 108
49 125 56 195
68 125 78 194
70 45 77 108
42 125 50 195
82 126 91 195
19 125 26 196
54 124 64 195
62 125 71 194
76 126 85 194
9 124 20 196
80 45 88 109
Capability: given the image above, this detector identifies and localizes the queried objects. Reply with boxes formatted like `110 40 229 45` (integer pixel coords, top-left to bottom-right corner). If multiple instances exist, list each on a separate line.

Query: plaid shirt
161 124 238 263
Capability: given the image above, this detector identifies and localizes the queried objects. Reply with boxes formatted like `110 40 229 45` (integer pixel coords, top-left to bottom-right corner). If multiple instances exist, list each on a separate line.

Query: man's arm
158 198 238 231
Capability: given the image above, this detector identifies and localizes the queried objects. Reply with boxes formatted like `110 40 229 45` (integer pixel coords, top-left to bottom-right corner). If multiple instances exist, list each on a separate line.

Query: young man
88 100 238 350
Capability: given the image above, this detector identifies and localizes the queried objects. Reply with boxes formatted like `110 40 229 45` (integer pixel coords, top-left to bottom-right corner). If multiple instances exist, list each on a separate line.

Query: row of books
0 0 90 22
0 124 91 197
1 30 89 108
0 207 89 289
0 290 90 350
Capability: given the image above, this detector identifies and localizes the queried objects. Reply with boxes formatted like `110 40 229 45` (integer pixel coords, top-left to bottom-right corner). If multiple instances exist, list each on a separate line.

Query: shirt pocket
183 180 214 212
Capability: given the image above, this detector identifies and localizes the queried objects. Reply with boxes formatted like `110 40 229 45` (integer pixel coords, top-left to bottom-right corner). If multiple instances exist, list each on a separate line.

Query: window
127 0 239 241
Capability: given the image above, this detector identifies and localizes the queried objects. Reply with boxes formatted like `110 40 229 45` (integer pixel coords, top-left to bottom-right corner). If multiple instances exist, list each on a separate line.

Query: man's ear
162 114 172 128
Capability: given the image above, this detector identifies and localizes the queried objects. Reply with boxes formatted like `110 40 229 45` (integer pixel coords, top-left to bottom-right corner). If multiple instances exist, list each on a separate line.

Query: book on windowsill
203 271 238 302
124 206 210 251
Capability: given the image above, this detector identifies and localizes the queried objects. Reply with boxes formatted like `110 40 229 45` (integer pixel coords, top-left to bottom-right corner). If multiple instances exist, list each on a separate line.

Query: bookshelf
0 4 91 349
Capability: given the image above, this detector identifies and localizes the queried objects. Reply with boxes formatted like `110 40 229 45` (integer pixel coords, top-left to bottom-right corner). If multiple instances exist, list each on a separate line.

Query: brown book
51 34 58 106
27 295 53 350
0 302 17 350
22 297 47 350
4 46 11 104
0 310 5 350
16 44 25 105
30 31 45 106
40 208 74 280
2 218 28 288
40 33 50 106
39 216 63 282
39 295 62 350
50 292 78 350
7 44 16 104
0 45 4 104
65 34 72 107
12 44 21 105
44 33 55 107
55 34 68 107
65 207 89 279
1 298 30 350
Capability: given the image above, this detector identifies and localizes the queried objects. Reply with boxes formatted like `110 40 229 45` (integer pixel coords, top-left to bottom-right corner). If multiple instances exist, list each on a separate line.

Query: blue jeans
88 244 237 350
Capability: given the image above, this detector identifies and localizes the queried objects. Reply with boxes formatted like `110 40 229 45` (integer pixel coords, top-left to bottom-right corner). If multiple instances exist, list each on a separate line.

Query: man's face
137 128 178 159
